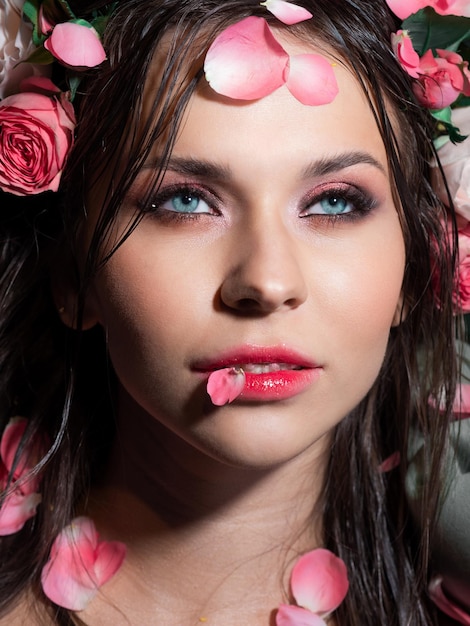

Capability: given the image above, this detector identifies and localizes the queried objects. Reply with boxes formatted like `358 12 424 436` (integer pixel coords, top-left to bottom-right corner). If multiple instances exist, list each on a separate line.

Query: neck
85 388 331 625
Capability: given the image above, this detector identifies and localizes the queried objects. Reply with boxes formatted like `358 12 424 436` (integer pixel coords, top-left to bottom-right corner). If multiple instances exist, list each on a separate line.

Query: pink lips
196 346 321 404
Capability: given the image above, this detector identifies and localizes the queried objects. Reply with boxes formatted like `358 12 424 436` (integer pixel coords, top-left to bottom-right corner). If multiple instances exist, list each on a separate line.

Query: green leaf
52 0 76 19
68 75 81 102
431 107 468 143
23 46 55 65
22 0 44 47
70 18 94 28
403 8 470 55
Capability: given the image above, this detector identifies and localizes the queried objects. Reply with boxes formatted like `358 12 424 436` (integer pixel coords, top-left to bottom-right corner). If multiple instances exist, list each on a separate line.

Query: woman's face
83 44 406 469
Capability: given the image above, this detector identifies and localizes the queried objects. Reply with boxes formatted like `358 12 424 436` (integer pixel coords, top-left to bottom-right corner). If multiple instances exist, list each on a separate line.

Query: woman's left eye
300 187 374 219
161 191 211 214
306 195 353 215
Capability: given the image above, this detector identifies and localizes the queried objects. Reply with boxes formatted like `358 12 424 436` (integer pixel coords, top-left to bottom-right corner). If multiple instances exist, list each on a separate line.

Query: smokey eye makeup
134 175 379 225
299 183 378 223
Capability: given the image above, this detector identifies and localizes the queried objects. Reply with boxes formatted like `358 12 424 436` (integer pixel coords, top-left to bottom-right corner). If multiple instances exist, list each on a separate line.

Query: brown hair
0 1 457 624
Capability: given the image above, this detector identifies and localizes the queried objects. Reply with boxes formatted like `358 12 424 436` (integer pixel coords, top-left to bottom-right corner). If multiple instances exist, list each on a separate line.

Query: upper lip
192 345 318 371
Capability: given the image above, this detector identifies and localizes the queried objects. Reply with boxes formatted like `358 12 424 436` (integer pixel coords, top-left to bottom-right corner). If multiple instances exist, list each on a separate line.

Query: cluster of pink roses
392 31 470 110
431 107 470 313
0 0 107 196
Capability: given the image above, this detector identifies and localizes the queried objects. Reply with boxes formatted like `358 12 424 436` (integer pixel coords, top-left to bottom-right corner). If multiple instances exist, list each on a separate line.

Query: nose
219 217 308 314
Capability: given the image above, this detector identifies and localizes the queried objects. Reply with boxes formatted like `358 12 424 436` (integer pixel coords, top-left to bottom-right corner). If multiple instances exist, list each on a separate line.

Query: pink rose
391 30 420 78
0 77 75 195
432 108 470 222
456 252 470 312
386 0 470 19
413 49 469 110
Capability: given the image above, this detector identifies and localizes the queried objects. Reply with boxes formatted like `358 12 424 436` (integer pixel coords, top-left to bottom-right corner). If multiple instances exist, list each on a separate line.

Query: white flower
0 0 40 99
432 107 470 222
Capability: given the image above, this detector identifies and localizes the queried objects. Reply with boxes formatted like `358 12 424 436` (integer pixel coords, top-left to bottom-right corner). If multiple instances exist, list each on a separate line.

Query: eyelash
300 184 376 223
141 184 219 223
140 182 376 224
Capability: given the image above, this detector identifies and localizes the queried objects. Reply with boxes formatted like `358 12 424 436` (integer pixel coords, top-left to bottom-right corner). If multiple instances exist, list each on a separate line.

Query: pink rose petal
207 367 246 406
378 451 401 473
41 516 126 611
1 417 28 477
261 0 313 24
391 31 420 78
276 604 327 626
204 17 288 100
286 54 338 106
0 488 42 536
291 549 349 616
44 22 106 69
385 0 425 19
433 0 470 17
429 577 470 624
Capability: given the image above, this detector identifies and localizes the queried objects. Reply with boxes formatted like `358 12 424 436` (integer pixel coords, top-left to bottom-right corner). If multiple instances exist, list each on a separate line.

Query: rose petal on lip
207 367 246 406
261 0 313 25
285 54 338 105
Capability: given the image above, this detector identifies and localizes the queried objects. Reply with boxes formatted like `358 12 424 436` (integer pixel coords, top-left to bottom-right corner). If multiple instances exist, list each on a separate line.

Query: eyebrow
151 150 385 181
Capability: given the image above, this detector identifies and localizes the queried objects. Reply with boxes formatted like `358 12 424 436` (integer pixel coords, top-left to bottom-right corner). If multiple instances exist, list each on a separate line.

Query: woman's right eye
159 191 212 214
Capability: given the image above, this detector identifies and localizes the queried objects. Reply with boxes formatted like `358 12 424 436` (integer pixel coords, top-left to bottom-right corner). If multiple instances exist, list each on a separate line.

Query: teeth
240 363 302 374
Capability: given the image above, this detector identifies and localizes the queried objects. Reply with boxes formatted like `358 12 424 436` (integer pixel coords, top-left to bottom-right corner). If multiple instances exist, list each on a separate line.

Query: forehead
171 53 388 177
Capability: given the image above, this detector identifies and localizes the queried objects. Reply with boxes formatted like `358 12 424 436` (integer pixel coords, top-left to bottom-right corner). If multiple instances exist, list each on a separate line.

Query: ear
51 257 100 331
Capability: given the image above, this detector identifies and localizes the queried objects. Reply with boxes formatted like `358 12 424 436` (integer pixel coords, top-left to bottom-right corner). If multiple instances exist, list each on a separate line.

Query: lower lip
239 368 321 401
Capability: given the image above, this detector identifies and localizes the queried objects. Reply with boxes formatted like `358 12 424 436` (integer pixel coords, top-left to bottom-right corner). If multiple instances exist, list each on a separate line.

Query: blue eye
161 192 211 214
306 194 353 216
300 186 374 219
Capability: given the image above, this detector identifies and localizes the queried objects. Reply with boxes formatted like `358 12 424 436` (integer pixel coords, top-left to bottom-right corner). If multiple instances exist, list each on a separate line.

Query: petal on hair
261 0 313 24
0 417 28 476
286 54 338 105
452 384 470 417
429 577 470 624
276 604 327 626
290 549 349 616
41 517 126 611
0 488 41 536
204 17 288 100
378 451 401 472
207 368 246 406
44 22 106 69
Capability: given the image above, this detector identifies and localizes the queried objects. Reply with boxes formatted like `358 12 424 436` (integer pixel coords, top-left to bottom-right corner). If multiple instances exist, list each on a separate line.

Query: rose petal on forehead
261 0 313 24
204 16 288 100
286 54 338 105
207 368 246 406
